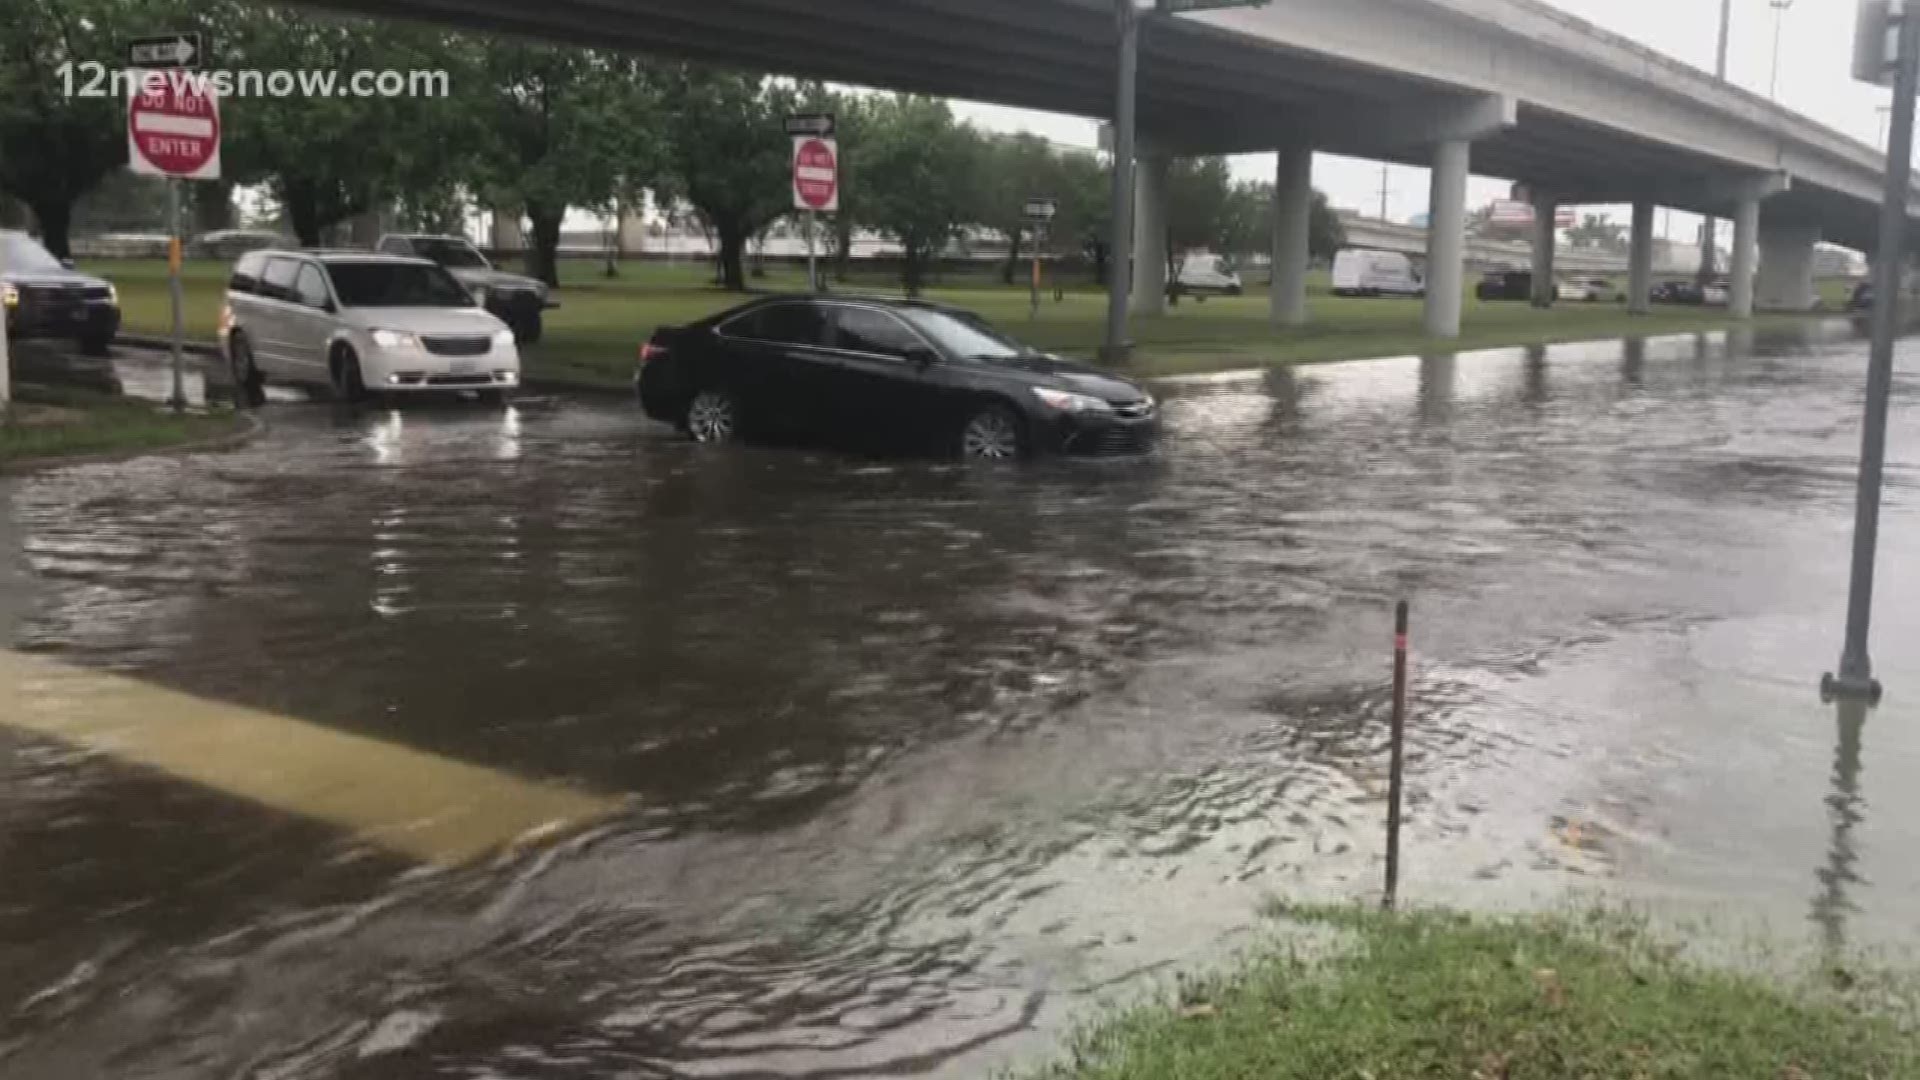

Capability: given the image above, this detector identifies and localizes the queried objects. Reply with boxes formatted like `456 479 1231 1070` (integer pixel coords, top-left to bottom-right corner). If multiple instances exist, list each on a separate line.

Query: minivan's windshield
410 238 489 269
1 232 65 273
327 262 474 308
899 308 1027 361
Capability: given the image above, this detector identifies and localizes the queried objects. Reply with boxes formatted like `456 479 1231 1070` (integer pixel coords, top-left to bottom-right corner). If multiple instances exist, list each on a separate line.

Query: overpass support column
1270 145 1313 327
1424 139 1470 339
1530 194 1557 308
1131 145 1170 317
1628 201 1655 315
1729 195 1760 318
1756 222 1819 312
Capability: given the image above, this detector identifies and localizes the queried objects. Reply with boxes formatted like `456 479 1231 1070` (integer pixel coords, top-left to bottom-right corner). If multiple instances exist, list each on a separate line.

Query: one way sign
127 32 203 69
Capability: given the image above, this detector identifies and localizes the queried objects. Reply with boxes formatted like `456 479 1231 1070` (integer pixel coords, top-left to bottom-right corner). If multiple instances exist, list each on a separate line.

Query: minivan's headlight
1 283 17 308
491 327 515 347
371 329 421 350
1032 387 1113 414
104 283 118 306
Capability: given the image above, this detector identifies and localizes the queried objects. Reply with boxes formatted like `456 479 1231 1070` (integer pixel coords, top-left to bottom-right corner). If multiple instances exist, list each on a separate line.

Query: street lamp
1770 0 1797 100
1700 0 1734 285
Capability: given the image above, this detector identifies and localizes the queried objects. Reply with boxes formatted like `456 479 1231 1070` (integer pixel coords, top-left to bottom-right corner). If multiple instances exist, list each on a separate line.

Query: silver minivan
219 250 522 405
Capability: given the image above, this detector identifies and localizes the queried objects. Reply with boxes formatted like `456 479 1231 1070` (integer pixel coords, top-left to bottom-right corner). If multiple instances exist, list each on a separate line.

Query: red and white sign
128 74 221 180
792 136 838 213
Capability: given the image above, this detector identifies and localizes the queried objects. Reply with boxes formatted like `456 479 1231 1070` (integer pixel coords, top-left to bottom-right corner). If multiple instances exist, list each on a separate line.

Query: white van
1172 254 1243 299
1331 249 1424 298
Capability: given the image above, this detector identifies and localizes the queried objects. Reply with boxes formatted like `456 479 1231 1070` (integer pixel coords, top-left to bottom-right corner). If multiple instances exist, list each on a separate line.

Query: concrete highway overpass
301 0 1915 336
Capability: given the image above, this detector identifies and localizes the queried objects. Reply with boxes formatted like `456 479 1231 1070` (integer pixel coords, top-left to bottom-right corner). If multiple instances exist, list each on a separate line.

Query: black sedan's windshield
899 307 1027 361
327 262 473 307
410 238 490 269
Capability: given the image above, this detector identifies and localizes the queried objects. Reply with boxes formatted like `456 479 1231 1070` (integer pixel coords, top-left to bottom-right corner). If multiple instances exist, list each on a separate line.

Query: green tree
471 41 662 286
1567 211 1625 251
658 68 795 292
973 131 1057 285
858 95 981 296
1049 149 1112 283
214 5 478 247
0 0 138 257
1164 156 1233 284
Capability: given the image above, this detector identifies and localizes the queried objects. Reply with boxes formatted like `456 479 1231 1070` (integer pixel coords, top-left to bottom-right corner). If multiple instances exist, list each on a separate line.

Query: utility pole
1770 0 1796 100
1102 0 1139 362
1700 0 1734 285
1825 0 1920 702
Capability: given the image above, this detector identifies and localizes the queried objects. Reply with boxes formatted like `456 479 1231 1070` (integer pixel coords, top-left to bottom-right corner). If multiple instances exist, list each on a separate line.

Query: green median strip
1025 903 1918 1080
1 384 245 470
92 258 1844 391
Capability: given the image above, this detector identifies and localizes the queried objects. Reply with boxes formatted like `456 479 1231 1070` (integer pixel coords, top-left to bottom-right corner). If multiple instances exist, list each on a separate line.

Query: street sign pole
1031 225 1041 319
808 208 818 293
1826 0 1920 702
167 179 186 413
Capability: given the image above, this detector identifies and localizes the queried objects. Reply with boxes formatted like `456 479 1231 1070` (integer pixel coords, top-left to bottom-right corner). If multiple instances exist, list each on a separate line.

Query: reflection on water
3 319 1920 1077
1811 700 1868 959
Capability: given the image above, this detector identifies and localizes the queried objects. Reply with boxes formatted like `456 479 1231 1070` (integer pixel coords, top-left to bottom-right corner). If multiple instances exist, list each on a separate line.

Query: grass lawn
1029 903 1918 1080
90 258 1842 389
1 383 242 468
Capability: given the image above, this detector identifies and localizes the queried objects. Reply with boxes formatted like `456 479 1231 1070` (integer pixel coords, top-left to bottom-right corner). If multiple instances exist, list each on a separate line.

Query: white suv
219 250 521 405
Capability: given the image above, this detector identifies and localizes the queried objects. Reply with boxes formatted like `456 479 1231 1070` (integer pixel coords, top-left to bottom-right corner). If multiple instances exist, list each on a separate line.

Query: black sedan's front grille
422 335 492 357
1112 399 1155 420
1071 426 1157 458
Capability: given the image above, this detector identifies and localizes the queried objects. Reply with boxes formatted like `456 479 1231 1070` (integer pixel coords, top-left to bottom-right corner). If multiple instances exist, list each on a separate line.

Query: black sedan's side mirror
59 257 75 270
906 345 939 368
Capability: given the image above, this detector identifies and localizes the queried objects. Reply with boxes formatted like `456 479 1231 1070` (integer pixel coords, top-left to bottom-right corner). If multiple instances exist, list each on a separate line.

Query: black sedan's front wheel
685 388 742 444
957 403 1027 461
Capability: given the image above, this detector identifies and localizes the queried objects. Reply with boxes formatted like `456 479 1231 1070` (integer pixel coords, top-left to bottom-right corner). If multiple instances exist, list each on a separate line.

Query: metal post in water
167 179 186 414
1826 1 1920 703
0 218 11 411
1383 600 1410 910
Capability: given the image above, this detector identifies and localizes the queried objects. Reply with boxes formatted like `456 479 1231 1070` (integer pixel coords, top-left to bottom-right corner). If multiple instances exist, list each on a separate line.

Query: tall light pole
1700 0 1735 284
1825 0 1920 702
1769 0 1796 100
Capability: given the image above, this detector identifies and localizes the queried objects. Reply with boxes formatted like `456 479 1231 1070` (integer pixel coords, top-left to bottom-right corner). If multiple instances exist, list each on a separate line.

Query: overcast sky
950 0 1889 242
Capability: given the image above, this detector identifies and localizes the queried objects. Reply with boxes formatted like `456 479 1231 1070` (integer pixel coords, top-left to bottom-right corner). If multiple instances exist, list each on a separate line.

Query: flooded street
4 322 1920 1077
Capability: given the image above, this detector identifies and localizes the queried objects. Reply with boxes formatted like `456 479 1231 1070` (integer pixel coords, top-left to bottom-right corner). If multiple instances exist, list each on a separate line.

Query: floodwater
3 322 1919 1077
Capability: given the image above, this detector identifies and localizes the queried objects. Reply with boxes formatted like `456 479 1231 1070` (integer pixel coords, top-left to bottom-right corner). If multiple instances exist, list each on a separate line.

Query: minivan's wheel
512 311 543 345
78 332 112 357
685 388 740 444
229 334 265 408
958 404 1026 461
331 346 369 404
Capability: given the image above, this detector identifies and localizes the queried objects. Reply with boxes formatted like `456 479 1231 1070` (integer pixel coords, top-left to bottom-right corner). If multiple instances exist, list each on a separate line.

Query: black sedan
636 296 1159 459
3 231 120 355
1650 281 1705 306
1475 270 1532 302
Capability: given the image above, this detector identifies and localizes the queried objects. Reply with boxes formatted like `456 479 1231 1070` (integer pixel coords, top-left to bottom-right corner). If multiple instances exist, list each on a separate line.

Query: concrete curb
1 410 266 477
118 332 222 359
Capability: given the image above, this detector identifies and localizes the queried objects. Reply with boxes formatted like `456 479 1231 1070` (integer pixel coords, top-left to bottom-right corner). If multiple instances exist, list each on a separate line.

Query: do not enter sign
793 136 838 213
128 75 221 180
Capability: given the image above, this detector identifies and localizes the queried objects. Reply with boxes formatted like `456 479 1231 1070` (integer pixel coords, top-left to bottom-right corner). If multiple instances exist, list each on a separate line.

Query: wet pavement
4 322 1920 1077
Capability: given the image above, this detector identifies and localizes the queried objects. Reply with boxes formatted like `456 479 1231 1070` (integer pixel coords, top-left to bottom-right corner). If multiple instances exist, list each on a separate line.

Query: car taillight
639 340 667 364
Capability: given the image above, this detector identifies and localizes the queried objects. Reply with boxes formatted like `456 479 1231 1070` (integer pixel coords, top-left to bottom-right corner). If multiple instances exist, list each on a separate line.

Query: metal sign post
1825 0 1920 702
128 32 218 414
1024 198 1056 320
787 114 837 295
